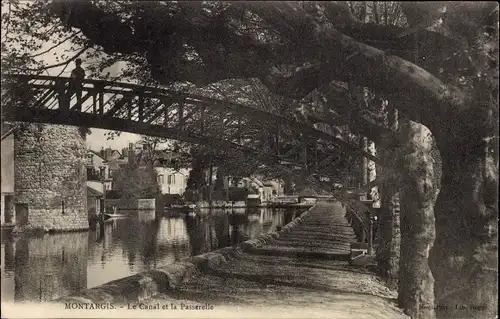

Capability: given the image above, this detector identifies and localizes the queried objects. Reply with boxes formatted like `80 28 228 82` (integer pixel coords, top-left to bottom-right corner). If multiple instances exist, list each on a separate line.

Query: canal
1 207 305 303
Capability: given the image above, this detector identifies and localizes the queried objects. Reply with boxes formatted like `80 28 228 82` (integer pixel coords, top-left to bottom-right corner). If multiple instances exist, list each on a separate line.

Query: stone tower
14 123 88 231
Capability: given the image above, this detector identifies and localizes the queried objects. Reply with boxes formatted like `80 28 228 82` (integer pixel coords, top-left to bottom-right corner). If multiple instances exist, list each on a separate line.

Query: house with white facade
86 150 112 190
154 167 190 195
236 177 284 204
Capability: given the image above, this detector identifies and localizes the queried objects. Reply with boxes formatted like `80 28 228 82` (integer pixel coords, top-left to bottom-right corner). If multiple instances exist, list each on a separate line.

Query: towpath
143 202 408 318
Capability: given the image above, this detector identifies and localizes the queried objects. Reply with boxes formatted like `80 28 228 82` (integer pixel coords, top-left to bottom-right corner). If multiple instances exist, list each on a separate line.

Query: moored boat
103 212 128 219
103 206 127 219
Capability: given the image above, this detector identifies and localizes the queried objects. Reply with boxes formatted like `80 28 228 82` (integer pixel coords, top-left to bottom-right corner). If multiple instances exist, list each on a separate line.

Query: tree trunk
398 121 440 318
429 22 498 319
367 140 378 202
208 161 213 205
376 103 401 289
361 136 369 191
430 123 498 319
377 187 401 290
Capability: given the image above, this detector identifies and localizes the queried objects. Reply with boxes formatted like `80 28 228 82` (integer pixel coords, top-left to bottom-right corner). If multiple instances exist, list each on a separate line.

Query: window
157 174 164 184
167 175 172 185
167 187 170 194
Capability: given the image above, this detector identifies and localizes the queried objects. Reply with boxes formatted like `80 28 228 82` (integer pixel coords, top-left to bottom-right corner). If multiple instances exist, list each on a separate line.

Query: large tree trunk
377 185 401 289
429 18 499 319
398 121 440 318
430 121 498 319
376 104 401 289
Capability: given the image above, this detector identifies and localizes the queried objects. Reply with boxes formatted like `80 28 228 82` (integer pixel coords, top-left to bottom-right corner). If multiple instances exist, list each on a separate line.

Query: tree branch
25 44 91 72
2 2 12 42
27 32 82 59
47 0 469 130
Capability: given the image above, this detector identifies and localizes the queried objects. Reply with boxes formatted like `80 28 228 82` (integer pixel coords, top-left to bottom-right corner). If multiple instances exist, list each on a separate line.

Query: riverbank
1 206 301 305
42 202 407 319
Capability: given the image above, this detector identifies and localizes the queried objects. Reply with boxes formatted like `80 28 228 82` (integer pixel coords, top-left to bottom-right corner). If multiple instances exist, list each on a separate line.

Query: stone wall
137 199 155 210
196 201 247 208
105 198 155 211
14 124 88 231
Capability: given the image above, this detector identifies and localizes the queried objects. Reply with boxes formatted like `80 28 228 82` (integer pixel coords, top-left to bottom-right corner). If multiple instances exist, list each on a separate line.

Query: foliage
3 1 499 316
227 187 249 202
112 164 159 199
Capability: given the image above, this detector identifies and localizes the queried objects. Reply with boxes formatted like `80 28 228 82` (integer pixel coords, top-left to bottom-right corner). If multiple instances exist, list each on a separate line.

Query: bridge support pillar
13 123 88 231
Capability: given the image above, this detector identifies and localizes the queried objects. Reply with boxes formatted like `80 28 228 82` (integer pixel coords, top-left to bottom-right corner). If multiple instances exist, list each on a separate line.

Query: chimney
100 147 105 159
105 148 112 159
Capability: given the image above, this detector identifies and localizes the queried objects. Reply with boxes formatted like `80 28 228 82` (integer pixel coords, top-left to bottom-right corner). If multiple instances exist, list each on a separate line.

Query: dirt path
144 202 408 319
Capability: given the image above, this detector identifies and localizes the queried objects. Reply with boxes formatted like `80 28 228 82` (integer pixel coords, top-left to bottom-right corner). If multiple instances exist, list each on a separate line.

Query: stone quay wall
105 198 155 211
14 124 88 231
137 199 155 210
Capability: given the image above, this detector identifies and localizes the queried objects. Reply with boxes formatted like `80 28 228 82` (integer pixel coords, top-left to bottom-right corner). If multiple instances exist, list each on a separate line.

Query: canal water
1 207 304 303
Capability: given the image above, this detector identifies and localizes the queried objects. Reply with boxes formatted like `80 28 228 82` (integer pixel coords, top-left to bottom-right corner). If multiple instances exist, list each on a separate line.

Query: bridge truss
2 74 375 189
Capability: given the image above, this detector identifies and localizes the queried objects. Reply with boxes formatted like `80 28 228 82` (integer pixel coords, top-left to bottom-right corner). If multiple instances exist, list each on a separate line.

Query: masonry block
14 124 88 231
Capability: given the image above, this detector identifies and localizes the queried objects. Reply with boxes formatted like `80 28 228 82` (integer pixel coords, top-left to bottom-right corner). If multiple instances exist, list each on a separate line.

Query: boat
103 212 128 219
103 207 128 219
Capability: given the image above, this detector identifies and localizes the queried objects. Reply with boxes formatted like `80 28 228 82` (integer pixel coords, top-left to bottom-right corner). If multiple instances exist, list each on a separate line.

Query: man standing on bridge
69 58 85 111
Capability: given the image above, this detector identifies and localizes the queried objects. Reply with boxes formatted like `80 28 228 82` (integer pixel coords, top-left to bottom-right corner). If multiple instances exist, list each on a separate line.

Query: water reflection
1 207 302 303
1 232 88 303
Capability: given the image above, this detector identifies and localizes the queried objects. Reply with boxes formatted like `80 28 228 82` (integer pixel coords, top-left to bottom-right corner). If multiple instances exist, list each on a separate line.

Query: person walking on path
68 58 85 111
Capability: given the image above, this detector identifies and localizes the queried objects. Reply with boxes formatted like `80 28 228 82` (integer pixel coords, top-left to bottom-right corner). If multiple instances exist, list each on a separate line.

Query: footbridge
2 74 376 184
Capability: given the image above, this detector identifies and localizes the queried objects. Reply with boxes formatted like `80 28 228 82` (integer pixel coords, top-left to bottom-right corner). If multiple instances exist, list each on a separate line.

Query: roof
111 149 122 157
262 180 280 188
87 149 106 161
87 186 103 198
244 177 264 187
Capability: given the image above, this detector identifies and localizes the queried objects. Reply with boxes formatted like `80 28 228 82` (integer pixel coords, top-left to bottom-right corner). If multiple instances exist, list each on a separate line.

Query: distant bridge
2 74 374 185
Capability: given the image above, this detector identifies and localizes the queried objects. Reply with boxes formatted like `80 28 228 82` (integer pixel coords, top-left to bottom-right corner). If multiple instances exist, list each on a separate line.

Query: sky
86 128 141 152
3 9 142 151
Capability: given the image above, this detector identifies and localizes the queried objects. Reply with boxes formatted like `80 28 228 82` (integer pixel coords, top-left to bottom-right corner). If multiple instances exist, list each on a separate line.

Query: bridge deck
146 203 407 318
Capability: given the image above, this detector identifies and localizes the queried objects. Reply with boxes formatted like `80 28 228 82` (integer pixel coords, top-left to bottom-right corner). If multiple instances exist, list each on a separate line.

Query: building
1 126 15 225
86 186 103 216
262 181 284 201
98 146 130 178
235 177 284 204
154 167 190 195
86 150 112 190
